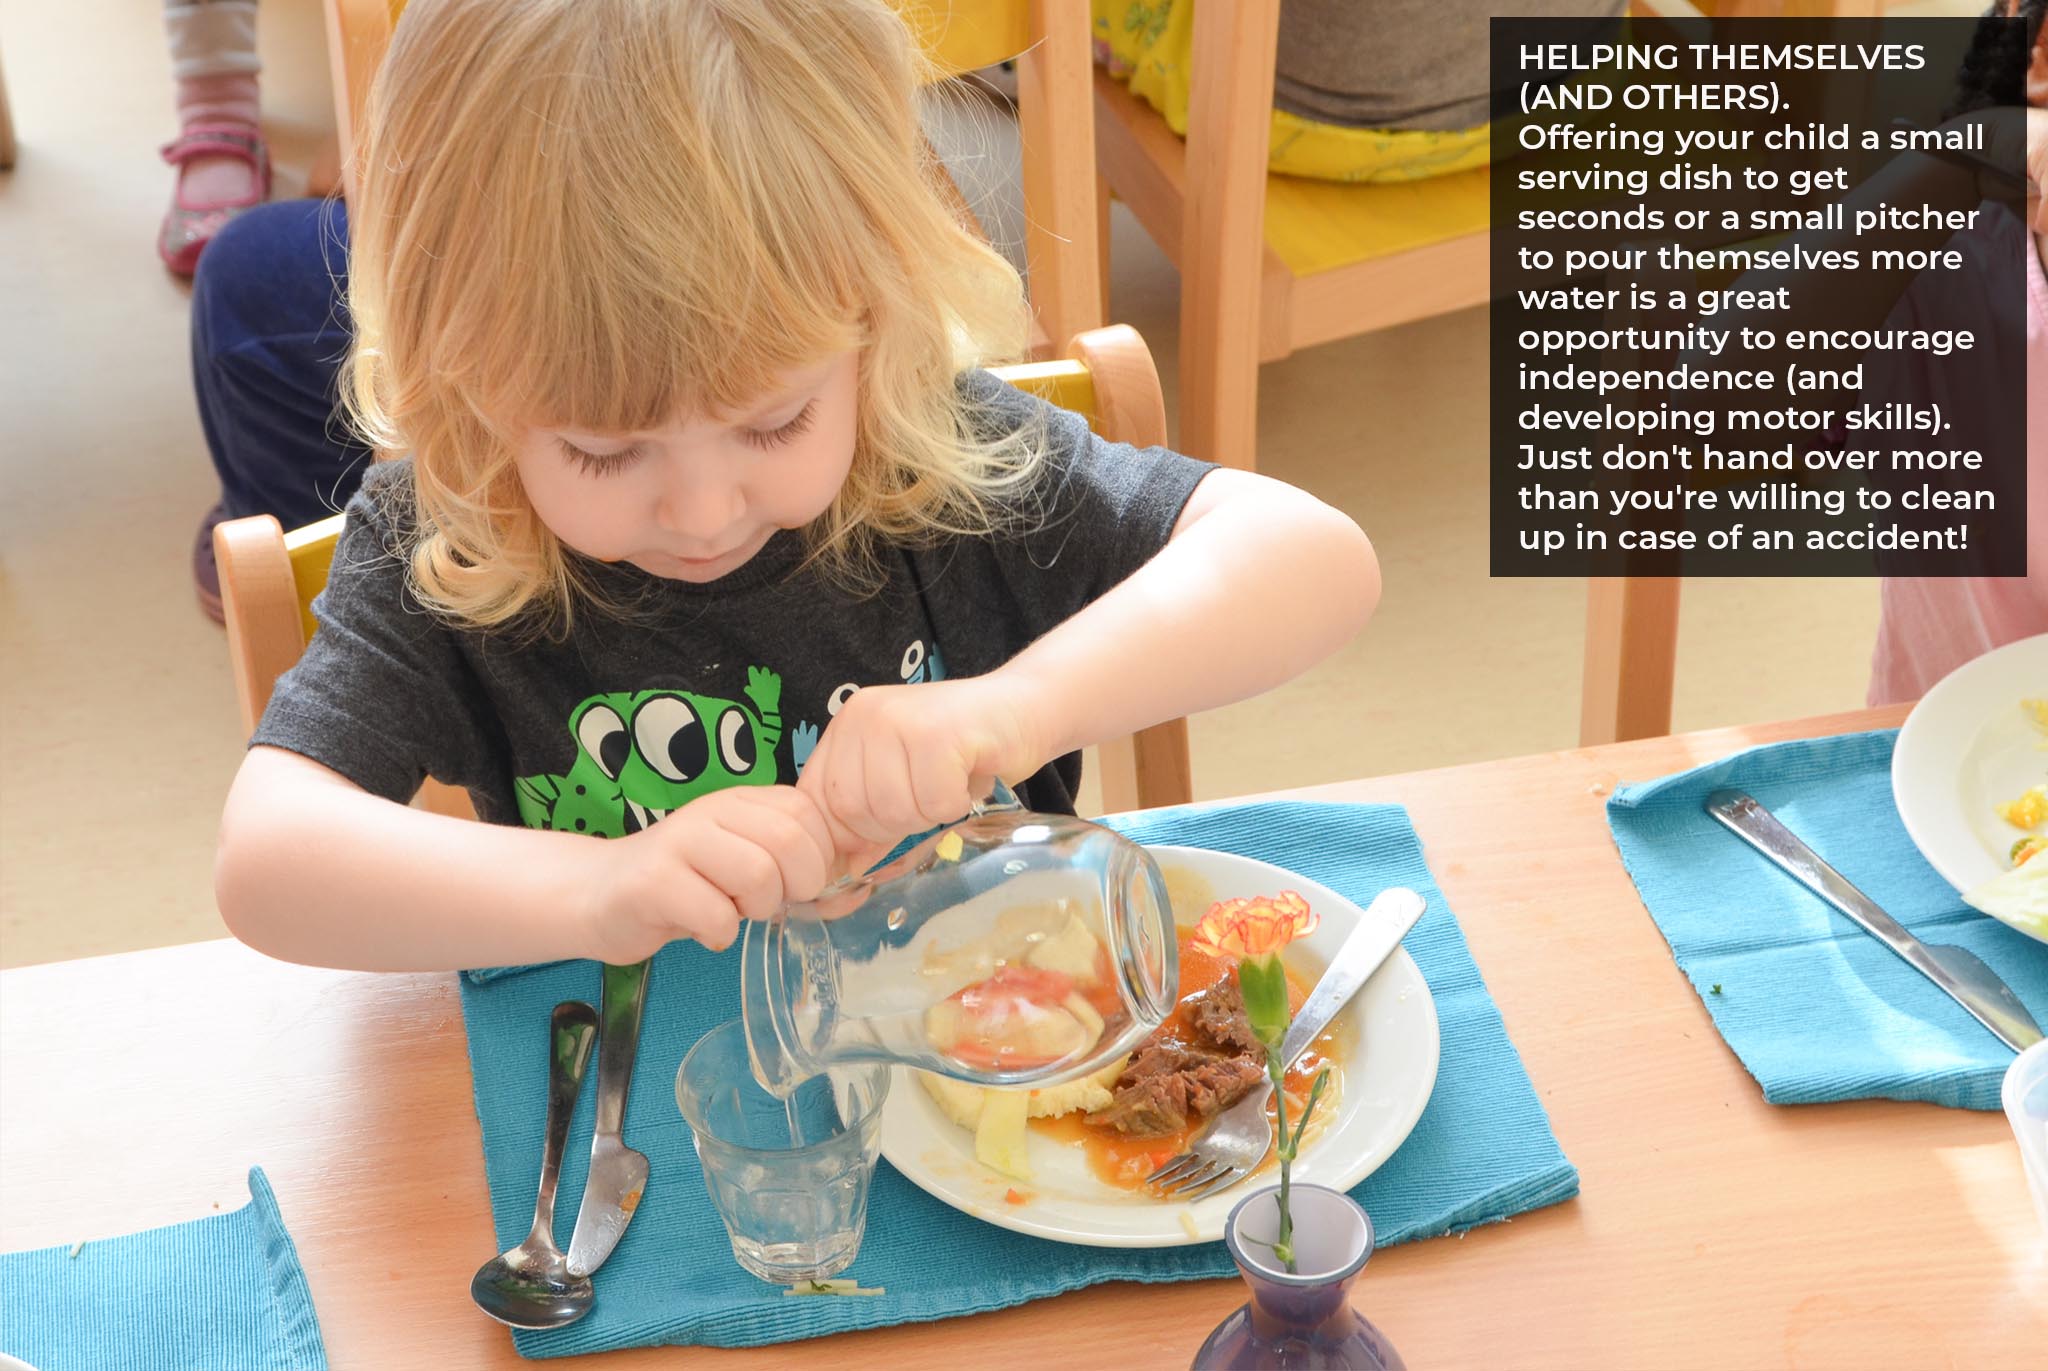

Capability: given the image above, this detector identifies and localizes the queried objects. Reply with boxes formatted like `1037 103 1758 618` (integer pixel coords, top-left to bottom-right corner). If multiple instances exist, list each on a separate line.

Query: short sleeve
248 462 505 805
914 369 1216 663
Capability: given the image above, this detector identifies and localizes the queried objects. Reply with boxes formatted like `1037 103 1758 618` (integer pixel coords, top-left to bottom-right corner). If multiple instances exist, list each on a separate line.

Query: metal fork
1147 888 1426 1201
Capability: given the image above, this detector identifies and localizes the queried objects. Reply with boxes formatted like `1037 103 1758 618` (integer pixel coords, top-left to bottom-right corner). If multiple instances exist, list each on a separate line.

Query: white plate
875 846 1441 1247
1892 633 2048 944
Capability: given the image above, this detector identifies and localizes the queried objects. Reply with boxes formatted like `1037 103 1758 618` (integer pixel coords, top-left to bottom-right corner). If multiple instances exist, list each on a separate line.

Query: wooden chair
1090 2 1676 740
1580 0 1852 745
215 325 1195 818
321 0 1102 357
1091 0 1493 471
1092 0 1798 473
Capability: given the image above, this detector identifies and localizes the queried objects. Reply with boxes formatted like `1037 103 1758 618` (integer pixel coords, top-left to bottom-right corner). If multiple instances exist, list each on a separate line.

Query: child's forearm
1000 470 1379 761
216 747 615 972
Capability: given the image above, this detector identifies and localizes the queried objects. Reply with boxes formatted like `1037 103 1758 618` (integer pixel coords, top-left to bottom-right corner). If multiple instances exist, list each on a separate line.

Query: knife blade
1705 788 2044 1053
566 958 652 1277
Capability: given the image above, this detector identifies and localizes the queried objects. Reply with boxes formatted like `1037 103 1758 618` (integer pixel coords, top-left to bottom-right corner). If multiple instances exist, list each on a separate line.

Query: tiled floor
0 3 1879 968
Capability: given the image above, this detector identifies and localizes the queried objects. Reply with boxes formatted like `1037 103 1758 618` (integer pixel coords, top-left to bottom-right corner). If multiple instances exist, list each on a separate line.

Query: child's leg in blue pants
189 196 368 615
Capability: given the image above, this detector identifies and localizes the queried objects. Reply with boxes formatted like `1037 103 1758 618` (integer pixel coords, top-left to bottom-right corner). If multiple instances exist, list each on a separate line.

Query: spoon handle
533 1001 598 1241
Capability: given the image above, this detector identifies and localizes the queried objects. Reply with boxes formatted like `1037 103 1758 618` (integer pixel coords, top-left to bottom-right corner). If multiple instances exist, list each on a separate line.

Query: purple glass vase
1191 1185 1406 1371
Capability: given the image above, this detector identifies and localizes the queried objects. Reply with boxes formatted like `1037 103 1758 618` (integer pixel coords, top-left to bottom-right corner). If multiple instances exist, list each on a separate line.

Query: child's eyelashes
558 439 644 477
742 401 817 451
553 401 817 475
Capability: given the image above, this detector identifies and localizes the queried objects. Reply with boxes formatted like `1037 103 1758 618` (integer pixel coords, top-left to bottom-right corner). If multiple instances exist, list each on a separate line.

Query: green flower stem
1266 1045 1295 1271
1237 953 1334 1276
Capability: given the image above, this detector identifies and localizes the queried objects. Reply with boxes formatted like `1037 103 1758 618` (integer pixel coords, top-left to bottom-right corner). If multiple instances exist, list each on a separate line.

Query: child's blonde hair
343 0 1038 629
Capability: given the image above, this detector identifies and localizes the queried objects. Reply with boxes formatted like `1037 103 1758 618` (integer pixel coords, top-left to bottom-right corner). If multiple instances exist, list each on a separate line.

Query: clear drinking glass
2005 1038 2048 1235
675 1018 890 1284
739 802 1178 1098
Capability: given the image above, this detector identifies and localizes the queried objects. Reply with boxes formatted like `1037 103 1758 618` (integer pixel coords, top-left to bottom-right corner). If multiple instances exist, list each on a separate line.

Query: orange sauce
1029 927 1342 1191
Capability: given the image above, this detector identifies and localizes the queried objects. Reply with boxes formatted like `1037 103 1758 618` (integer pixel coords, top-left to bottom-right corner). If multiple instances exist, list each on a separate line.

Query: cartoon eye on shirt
514 669 784 837
900 637 946 685
792 640 948 778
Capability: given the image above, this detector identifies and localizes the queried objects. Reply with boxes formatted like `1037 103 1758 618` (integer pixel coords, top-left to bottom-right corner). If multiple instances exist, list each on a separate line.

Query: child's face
515 352 860 584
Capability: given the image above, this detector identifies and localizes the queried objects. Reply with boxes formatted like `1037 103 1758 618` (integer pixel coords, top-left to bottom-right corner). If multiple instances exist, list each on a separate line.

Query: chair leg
416 778 478 821
0 58 16 171
1064 323 1189 809
1176 1 1278 470
1018 0 1103 354
1096 172 1113 324
306 134 343 199
1097 720 1194 813
1580 577 1682 745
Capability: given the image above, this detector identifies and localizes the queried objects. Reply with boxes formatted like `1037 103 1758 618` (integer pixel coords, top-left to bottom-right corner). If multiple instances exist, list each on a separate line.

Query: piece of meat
1084 1044 1266 1137
1187 975 1264 1057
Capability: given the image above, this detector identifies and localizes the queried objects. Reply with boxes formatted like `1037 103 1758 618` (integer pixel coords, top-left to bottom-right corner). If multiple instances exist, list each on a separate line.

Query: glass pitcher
739 793 1178 1098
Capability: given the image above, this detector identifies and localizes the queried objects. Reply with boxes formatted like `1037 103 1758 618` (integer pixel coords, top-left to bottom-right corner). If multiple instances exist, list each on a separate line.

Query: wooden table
5 706 2044 1368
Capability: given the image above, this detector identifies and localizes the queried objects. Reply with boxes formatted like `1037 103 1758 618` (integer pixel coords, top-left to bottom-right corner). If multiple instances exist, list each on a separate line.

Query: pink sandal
158 123 271 277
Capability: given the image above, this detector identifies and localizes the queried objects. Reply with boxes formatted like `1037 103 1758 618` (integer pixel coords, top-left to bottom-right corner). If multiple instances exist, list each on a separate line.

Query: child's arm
217 746 837 971
996 467 1377 756
797 468 1374 848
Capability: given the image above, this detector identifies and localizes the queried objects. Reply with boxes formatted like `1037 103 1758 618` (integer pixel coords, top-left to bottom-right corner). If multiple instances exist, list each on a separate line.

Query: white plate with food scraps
1892 633 2048 945
875 845 1441 1247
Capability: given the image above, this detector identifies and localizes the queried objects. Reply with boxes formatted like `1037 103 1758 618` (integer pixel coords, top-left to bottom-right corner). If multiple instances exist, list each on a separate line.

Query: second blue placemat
1608 728 2047 1110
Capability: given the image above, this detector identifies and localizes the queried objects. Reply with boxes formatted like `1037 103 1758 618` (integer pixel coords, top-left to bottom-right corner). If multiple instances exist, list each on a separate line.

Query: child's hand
586 785 837 962
795 676 1048 862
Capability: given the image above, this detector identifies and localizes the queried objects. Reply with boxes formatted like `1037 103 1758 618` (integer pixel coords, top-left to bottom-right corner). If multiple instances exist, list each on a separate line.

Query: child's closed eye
741 401 817 451
558 439 645 477
554 399 817 475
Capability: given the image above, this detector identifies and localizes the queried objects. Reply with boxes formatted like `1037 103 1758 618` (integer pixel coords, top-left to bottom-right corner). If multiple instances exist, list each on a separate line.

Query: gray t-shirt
1274 0 1627 132
251 370 1214 831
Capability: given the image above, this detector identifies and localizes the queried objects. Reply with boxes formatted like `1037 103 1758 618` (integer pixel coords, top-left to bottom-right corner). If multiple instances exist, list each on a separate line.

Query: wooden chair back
216 325 1193 816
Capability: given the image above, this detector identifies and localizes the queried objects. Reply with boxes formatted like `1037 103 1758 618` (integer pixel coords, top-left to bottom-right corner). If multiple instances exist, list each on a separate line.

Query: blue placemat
1608 728 2048 1110
458 800 1577 1357
0 1167 327 1371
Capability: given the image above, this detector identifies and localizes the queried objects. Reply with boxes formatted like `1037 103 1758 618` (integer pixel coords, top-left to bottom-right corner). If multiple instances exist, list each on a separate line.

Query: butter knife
1706 789 2043 1053
566 958 652 1277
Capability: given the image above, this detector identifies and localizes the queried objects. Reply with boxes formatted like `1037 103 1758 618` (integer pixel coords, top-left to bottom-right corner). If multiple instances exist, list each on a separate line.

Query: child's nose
656 470 745 542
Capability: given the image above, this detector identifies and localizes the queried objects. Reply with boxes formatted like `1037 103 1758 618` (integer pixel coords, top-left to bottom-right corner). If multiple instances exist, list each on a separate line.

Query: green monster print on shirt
514 667 784 837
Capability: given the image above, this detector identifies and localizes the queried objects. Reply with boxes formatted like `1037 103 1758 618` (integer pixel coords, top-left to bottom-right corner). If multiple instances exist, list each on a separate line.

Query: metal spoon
471 1000 599 1330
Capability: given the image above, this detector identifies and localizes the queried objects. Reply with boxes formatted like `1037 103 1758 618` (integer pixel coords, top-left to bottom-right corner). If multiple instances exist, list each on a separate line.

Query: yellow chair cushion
1263 166 1490 278
897 0 1033 78
384 1 1033 82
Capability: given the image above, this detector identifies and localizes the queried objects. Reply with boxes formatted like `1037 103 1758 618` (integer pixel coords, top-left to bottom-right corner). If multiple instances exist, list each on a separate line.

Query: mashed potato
917 1056 1127 1129
917 1057 1129 1180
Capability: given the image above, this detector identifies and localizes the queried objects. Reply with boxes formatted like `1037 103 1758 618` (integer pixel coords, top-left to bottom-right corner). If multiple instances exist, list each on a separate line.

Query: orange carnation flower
1189 891 1318 960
